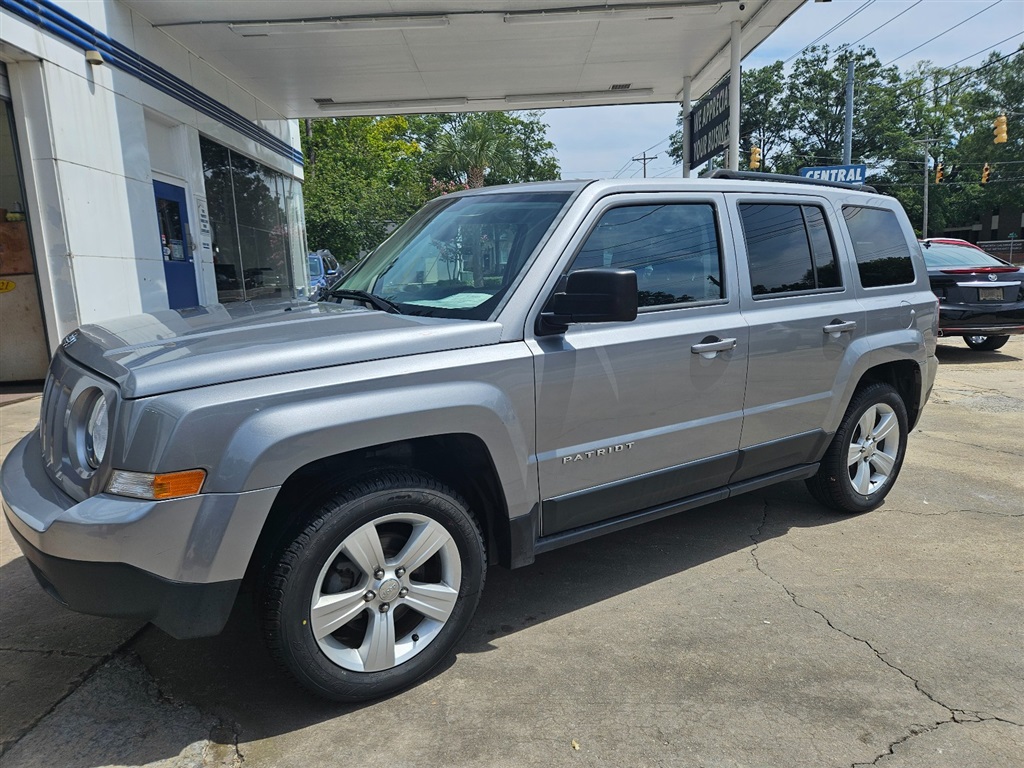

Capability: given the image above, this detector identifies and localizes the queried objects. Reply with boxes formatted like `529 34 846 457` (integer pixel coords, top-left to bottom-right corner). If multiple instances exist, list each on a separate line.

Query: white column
729 20 741 171
681 76 692 178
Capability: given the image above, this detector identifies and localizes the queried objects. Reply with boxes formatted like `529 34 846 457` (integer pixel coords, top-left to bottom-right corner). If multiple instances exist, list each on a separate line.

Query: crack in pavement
0 646 100 659
896 507 1024 519
914 431 1023 459
0 624 149 757
748 499 1023 768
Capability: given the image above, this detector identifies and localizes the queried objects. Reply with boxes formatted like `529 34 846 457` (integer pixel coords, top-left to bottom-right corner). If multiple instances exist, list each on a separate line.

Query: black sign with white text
689 78 730 168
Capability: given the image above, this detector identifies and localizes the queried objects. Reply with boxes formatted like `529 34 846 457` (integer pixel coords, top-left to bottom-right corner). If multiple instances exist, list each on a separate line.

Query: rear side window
570 204 724 308
739 203 842 297
842 206 915 287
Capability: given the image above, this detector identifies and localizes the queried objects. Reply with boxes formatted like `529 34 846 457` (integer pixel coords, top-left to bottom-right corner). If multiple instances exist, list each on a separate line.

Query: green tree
301 116 426 258
414 111 560 188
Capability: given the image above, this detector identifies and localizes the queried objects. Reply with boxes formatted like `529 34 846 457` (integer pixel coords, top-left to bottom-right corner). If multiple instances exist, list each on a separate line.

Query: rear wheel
807 383 908 513
262 469 485 701
963 335 1009 351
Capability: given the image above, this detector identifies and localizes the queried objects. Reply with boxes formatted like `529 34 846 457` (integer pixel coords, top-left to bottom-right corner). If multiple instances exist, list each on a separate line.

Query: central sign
689 77 730 168
799 164 868 184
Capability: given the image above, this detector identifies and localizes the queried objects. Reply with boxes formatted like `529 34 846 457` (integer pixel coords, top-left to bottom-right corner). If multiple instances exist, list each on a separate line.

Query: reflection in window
740 203 842 297
200 137 300 302
572 204 723 308
842 206 915 288
339 192 570 320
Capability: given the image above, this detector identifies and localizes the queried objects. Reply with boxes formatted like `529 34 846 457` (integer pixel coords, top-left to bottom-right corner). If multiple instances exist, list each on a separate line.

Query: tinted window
842 206 915 287
571 204 723 307
920 242 1005 268
739 204 841 296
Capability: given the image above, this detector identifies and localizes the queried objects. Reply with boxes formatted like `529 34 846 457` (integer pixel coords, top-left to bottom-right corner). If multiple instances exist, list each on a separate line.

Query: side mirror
540 268 638 333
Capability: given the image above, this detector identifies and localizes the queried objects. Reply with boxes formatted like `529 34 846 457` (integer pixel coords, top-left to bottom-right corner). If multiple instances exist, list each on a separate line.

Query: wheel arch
854 359 923 429
243 433 516 591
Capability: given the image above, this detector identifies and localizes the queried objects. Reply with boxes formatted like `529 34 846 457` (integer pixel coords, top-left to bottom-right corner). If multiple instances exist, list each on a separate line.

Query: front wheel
262 470 486 701
806 383 908 513
963 335 1009 351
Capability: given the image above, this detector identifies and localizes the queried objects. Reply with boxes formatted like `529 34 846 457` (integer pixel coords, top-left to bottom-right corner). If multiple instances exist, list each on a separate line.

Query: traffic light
935 163 944 184
981 162 991 184
749 146 762 170
993 114 1007 144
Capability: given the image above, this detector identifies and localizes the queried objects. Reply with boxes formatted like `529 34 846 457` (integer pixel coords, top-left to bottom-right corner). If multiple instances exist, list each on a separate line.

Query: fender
116 344 540 521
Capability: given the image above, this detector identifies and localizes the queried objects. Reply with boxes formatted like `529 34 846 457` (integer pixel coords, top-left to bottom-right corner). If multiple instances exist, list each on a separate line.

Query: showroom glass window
200 137 304 302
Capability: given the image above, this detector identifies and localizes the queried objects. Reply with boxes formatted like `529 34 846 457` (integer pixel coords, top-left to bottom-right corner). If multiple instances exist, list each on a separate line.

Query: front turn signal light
107 469 206 500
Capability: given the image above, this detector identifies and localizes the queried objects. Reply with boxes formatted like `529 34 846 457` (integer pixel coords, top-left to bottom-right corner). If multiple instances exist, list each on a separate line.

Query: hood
61 300 503 398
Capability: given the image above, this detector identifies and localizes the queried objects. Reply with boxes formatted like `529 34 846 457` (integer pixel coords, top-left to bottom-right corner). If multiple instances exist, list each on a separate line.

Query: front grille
40 364 73 478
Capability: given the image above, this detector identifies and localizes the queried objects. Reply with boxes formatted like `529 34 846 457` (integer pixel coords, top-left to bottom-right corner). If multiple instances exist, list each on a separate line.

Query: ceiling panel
120 1 808 117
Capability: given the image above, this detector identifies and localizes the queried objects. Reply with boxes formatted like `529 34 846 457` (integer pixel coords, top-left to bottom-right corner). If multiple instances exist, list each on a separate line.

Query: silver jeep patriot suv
2 173 938 701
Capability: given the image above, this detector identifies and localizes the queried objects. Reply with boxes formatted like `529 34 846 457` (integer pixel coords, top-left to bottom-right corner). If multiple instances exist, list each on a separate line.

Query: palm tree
433 114 514 188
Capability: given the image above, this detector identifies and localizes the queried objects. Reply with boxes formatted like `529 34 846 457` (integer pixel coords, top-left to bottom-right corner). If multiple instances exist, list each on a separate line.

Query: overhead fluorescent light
503 3 721 24
318 97 469 112
504 88 655 104
229 15 450 37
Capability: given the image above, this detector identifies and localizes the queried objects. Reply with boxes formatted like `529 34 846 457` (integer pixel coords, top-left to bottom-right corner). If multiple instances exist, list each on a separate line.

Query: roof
120 0 807 117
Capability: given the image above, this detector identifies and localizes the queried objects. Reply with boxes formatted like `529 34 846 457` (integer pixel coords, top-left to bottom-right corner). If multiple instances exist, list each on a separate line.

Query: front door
532 195 747 537
153 180 199 309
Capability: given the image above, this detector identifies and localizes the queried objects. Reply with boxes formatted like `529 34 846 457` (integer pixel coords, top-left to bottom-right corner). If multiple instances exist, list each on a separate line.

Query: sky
541 0 1024 180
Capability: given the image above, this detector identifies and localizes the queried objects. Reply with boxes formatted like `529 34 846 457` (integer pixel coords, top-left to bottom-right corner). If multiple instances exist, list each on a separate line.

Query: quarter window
739 203 842 297
570 204 723 308
842 206 915 287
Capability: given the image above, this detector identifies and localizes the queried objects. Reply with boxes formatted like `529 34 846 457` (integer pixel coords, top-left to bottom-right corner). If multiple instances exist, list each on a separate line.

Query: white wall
0 0 305 349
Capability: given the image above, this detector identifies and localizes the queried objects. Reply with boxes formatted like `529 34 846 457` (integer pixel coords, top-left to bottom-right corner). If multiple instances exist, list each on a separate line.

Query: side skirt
508 464 819 567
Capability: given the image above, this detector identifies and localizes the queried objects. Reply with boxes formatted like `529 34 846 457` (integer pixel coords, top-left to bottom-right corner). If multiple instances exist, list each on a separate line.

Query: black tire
963 335 1009 351
262 469 485 702
806 383 909 514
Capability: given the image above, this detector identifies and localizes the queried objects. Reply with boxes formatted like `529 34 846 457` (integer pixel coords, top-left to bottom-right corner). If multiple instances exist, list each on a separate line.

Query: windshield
334 191 571 319
308 255 324 278
921 242 1005 268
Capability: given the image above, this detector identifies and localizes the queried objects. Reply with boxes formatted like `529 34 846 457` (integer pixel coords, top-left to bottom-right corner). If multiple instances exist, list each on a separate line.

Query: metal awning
122 0 806 117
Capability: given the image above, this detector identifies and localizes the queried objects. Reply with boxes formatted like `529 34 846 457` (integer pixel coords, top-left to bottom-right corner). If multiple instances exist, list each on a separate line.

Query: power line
836 0 924 54
883 0 1003 66
784 0 877 64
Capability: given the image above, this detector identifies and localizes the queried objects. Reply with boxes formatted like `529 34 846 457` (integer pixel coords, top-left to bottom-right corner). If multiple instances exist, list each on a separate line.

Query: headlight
85 393 109 469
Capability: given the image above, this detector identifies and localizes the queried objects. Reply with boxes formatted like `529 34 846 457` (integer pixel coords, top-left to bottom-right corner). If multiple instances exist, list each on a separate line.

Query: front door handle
691 336 737 359
822 319 857 338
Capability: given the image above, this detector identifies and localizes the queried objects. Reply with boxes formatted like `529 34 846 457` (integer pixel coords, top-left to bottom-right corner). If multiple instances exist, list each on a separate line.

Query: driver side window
570 204 724 308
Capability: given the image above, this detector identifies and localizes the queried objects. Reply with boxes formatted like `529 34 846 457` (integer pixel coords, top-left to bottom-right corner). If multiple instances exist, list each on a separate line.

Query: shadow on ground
934 340 1021 364
97 483 847 757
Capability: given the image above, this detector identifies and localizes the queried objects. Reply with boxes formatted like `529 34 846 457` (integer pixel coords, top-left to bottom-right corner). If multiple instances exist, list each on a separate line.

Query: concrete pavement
1 337 1021 767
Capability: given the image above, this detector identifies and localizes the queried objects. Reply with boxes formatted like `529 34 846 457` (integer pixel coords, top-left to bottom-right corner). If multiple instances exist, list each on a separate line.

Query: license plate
978 288 1003 301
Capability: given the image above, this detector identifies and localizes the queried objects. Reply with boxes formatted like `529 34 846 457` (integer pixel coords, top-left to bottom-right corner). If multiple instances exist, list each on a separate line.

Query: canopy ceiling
122 0 807 117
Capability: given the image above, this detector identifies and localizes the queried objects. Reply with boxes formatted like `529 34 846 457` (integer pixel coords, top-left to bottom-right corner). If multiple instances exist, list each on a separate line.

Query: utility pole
843 60 854 165
914 139 935 237
632 152 658 178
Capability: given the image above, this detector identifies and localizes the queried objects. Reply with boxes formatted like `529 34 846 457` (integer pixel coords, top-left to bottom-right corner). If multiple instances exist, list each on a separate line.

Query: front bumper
1 431 278 638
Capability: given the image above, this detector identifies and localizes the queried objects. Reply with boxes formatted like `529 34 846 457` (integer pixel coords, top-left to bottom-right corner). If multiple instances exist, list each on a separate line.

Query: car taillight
939 267 1019 274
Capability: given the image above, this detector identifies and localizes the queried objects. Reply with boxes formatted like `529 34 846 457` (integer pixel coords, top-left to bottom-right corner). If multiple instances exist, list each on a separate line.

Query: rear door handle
691 336 737 359
822 319 857 338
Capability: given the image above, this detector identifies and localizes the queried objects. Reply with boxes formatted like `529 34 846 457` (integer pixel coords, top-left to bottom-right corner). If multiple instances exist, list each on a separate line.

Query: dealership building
0 0 804 382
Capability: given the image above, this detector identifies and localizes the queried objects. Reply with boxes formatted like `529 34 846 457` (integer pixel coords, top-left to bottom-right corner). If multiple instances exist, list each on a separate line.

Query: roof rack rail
709 169 877 194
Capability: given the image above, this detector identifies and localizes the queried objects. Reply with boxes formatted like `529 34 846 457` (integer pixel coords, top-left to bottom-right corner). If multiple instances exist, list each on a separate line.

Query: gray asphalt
1 336 1021 768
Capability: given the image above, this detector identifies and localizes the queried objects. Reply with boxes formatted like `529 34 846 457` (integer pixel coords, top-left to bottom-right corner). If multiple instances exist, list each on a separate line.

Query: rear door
531 194 747 536
727 194 864 479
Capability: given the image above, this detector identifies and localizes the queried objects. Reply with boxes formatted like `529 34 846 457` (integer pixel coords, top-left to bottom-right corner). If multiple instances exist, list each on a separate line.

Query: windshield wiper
326 288 402 314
